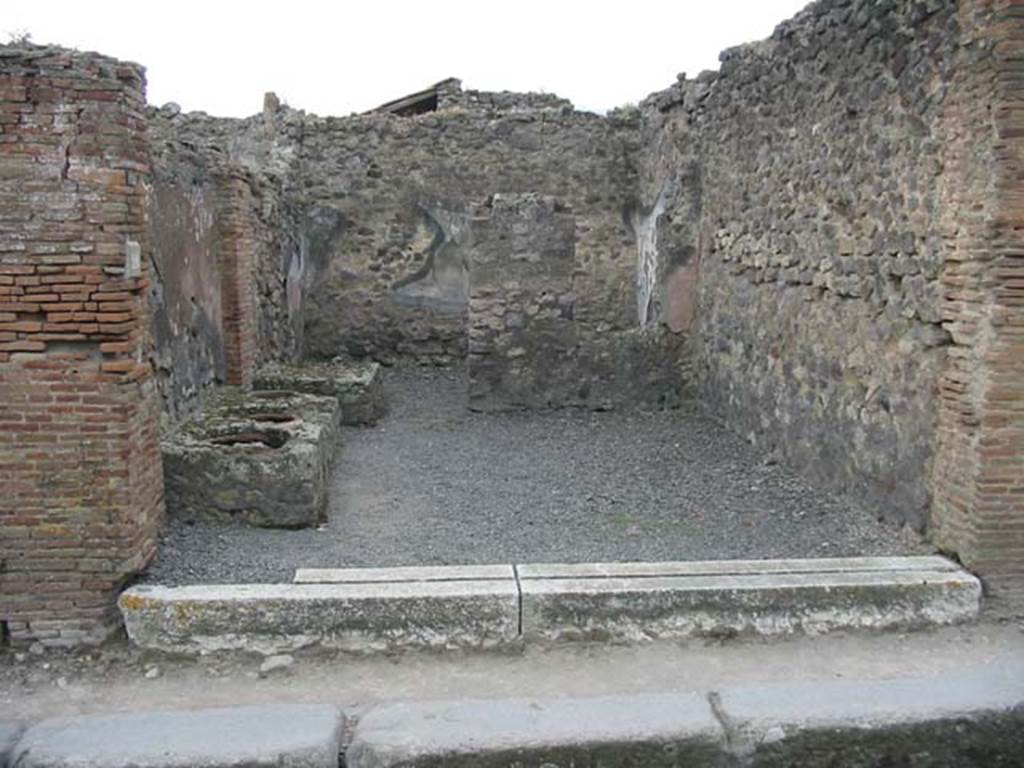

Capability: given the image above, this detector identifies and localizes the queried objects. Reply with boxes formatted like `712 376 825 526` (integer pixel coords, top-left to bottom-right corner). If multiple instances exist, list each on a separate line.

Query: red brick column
217 174 257 387
0 46 164 646
932 0 1024 602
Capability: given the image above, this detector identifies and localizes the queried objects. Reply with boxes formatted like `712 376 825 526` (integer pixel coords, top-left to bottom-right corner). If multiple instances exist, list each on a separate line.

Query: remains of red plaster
664 261 700 334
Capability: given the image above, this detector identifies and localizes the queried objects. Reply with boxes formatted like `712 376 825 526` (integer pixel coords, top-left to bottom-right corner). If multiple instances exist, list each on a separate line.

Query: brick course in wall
215 173 258 388
0 45 164 645
932 0 1024 600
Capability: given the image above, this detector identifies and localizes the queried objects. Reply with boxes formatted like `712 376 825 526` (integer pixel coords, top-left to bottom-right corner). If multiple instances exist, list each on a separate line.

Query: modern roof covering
368 78 461 116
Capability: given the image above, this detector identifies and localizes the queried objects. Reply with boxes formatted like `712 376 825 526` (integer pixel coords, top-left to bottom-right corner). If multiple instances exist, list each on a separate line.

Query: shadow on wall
300 205 348 297
390 204 471 315
301 202 471 313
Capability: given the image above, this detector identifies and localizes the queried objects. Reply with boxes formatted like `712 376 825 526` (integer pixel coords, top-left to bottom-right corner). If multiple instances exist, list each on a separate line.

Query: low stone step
119 578 519 655
294 564 514 584
346 663 1024 767
9 704 343 768
518 556 982 642
121 557 980 655
515 554 964 578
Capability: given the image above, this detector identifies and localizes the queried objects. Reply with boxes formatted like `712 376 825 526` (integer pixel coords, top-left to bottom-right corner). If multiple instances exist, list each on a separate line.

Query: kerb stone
9 704 343 768
346 693 727 768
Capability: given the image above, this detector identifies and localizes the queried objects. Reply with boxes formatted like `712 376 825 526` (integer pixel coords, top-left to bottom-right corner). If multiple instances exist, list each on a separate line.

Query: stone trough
253 359 387 426
161 389 341 529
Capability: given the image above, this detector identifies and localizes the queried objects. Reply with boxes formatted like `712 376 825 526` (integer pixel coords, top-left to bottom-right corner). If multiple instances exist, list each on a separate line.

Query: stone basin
161 388 341 528
253 359 387 426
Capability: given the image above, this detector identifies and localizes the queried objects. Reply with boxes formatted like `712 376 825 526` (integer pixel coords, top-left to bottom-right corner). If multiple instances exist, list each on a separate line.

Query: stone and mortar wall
292 95 644 365
638 0 1022 592
639 0 962 531
467 194 577 410
152 86 692 403
0 45 164 645
468 194 686 410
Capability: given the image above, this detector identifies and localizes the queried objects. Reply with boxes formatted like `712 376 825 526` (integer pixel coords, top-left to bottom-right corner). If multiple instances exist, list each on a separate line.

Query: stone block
346 664 1024 768
346 693 727 768
9 705 343 768
0 722 24 768
518 557 981 642
467 194 580 411
716 662 1024 767
254 359 387 426
119 579 520 655
161 388 340 528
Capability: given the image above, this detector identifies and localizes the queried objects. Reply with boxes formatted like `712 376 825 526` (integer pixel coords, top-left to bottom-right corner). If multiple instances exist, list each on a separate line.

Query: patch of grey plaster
634 186 667 327
391 205 470 314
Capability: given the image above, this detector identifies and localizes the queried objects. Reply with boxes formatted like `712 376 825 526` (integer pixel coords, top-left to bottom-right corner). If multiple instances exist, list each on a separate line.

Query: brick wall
0 45 164 646
932 0 1024 601
215 173 257 388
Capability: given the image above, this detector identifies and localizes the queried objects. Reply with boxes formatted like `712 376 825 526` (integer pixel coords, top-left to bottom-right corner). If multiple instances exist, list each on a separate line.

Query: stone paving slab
519 560 981 642
9 705 343 768
119 580 520 655
717 661 1024 766
347 693 727 768
295 565 515 583
345 663 1024 767
0 722 23 768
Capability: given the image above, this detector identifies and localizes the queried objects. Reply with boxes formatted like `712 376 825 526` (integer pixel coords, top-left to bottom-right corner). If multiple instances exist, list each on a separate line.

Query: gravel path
143 364 932 585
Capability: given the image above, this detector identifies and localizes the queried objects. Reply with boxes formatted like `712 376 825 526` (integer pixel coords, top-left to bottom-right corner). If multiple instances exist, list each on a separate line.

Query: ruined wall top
0 42 145 87
642 0 954 120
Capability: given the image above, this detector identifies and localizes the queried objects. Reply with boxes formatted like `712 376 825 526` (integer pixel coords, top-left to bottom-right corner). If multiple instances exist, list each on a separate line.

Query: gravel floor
143 364 932 585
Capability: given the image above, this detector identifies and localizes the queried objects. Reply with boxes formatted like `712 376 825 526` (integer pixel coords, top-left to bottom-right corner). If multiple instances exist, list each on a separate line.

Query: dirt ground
143 364 931 585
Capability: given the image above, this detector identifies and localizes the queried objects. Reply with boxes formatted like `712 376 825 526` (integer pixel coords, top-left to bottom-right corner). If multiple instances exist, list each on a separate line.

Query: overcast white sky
6 1 811 117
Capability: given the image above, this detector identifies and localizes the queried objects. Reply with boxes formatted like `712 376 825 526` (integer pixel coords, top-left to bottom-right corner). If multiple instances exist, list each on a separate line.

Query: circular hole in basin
250 390 293 400
248 411 296 423
210 428 290 449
